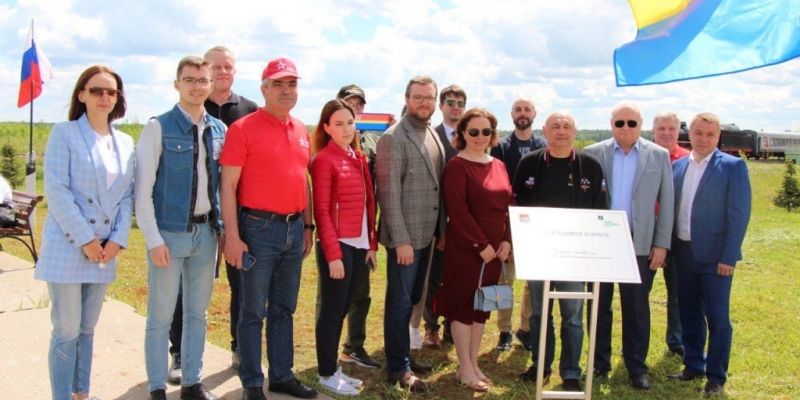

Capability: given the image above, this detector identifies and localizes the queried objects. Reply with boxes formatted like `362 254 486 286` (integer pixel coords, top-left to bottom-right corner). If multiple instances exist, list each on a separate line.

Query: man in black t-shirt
167 46 258 384
514 112 607 392
489 98 547 351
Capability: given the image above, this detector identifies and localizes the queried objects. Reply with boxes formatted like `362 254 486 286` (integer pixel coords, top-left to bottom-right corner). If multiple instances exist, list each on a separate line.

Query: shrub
774 159 800 211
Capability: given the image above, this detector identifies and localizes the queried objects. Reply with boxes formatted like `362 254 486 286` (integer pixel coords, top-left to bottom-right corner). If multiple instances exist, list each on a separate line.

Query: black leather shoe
181 382 220 400
630 374 651 390
592 367 611 378
670 347 686 357
268 378 318 399
408 356 433 374
168 353 182 385
562 378 581 392
242 386 267 400
703 381 724 396
150 389 167 400
515 329 532 351
518 364 551 382
495 332 513 351
668 368 705 381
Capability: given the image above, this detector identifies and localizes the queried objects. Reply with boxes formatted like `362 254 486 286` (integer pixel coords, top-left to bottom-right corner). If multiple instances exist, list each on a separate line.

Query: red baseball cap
261 57 301 80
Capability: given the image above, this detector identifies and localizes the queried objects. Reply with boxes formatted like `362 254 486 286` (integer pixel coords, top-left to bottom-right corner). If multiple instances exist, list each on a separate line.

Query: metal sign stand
534 280 601 400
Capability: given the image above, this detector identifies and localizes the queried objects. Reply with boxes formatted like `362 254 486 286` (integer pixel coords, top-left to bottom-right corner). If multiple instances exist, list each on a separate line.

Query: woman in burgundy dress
433 108 513 392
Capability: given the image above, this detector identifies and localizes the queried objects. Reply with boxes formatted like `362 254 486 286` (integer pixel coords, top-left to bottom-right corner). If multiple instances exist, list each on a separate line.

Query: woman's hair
452 107 500 150
312 99 361 154
68 65 126 123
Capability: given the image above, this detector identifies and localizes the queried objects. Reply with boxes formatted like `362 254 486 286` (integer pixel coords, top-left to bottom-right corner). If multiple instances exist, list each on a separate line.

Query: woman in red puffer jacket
310 99 378 396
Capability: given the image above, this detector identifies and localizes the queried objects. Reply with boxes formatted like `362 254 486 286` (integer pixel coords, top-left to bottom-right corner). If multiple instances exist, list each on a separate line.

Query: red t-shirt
220 108 310 214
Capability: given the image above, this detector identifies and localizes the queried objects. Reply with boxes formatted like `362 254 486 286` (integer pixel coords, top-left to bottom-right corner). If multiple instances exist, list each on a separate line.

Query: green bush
1 143 24 189
774 159 800 211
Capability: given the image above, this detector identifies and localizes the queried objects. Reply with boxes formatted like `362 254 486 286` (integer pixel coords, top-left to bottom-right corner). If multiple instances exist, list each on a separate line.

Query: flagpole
25 19 37 229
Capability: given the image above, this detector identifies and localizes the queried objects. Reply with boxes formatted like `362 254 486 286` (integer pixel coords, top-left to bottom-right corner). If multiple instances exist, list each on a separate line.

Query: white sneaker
319 370 360 396
410 327 423 350
337 365 363 388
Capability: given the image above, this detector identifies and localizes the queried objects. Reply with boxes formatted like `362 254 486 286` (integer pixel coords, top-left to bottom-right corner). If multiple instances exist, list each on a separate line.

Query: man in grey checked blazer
376 75 446 392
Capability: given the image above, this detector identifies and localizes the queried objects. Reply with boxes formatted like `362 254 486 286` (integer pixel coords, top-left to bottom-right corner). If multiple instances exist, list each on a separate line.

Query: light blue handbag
473 261 512 311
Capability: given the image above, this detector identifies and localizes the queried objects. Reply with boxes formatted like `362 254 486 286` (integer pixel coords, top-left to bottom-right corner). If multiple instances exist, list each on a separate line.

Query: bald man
514 112 608 392
584 101 674 391
489 98 547 351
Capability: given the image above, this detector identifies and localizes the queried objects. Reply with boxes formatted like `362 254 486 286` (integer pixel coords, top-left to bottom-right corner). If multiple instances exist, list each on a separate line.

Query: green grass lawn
3 160 799 399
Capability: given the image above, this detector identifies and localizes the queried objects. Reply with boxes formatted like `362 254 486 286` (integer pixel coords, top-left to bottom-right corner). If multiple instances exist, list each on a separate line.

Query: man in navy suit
667 113 751 396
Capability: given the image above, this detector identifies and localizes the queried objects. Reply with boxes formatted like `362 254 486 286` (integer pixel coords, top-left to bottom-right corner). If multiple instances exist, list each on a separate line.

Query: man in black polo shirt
514 111 607 392
167 46 258 383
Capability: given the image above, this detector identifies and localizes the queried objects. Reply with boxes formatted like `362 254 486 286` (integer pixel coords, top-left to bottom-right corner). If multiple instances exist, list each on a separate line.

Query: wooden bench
0 190 44 263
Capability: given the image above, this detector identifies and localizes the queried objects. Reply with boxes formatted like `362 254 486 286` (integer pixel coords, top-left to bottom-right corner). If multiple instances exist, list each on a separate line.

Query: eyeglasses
181 77 213 87
444 99 467 108
346 101 365 111
411 95 436 104
467 128 494 137
614 120 639 128
84 87 122 97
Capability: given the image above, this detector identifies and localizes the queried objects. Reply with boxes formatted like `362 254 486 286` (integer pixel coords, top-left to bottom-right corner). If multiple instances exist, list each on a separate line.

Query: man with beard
416 84 467 350
489 98 546 351
376 75 446 392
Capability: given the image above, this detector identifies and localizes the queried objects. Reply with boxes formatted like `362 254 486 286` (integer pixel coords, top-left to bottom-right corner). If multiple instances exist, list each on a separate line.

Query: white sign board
509 207 640 283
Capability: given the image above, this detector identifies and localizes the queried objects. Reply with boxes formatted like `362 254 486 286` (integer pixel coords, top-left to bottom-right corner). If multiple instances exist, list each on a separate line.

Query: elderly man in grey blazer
376 75 446 393
584 101 674 391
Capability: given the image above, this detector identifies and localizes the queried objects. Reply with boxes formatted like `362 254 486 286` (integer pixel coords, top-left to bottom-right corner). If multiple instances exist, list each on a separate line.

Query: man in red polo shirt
653 111 691 359
219 57 317 400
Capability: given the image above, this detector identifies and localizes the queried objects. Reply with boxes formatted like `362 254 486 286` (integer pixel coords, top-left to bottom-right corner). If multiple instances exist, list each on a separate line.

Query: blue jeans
237 214 304 388
673 240 733 385
47 282 109 400
144 223 217 391
383 244 432 375
528 280 584 380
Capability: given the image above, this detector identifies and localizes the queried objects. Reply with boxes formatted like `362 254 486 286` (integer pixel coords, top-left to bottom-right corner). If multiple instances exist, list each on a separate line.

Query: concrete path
0 252 331 400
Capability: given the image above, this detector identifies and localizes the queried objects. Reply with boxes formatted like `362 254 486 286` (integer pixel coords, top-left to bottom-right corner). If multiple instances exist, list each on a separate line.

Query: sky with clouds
1 0 798 131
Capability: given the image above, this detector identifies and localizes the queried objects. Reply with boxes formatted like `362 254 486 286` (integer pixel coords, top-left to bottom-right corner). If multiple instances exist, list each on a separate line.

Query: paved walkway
0 252 331 400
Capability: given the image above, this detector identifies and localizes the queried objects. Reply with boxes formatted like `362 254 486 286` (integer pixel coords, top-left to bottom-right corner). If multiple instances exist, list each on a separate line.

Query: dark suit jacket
672 149 751 268
434 123 457 163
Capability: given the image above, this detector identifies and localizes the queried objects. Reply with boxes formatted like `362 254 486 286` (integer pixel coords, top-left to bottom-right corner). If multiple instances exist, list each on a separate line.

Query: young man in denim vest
135 55 226 400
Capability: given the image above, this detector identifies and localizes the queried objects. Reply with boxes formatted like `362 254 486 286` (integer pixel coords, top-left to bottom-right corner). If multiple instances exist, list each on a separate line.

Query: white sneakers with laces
319 367 362 396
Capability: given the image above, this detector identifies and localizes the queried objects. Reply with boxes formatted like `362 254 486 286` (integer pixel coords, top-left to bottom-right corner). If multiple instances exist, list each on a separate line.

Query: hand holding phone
242 251 257 271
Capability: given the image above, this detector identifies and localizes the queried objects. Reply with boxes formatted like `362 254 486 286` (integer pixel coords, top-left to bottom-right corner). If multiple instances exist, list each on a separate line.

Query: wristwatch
304 224 316 231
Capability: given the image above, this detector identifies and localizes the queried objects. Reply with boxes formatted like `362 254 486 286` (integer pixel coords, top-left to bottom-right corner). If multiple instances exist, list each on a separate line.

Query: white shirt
0 176 12 205
444 123 456 144
94 131 119 190
677 151 714 241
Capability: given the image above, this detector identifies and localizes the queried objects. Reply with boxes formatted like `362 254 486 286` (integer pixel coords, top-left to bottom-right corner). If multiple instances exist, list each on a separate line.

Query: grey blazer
434 123 457 163
376 116 447 249
584 137 674 256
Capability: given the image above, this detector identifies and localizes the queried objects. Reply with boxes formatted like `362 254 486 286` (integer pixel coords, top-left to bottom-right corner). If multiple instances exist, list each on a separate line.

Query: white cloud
0 0 798 133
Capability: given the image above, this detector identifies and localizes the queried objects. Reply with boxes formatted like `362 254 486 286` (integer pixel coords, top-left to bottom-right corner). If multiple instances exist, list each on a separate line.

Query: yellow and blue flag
614 0 800 86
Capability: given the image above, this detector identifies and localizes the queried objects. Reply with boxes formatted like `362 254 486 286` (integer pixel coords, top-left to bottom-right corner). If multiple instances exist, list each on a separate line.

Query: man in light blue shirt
584 101 674 391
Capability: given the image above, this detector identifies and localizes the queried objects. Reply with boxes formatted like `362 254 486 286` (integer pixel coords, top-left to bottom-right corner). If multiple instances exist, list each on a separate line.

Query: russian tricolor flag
17 21 53 108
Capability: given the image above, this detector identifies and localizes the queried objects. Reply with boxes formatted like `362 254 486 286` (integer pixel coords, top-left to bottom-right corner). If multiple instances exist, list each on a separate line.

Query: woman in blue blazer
33 65 134 400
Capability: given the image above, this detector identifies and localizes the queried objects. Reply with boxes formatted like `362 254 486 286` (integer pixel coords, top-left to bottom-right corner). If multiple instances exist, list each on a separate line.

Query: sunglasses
85 87 122 97
467 128 494 137
614 120 639 128
444 99 467 108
